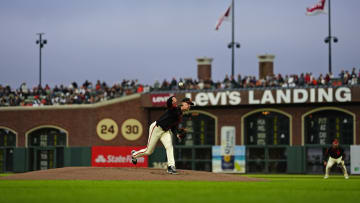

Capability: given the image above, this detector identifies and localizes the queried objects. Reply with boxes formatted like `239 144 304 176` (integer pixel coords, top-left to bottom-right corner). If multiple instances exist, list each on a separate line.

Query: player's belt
156 124 165 131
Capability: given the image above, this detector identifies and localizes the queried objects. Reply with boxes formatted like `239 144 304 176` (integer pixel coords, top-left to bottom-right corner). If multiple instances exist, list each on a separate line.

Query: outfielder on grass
131 96 194 174
323 138 349 179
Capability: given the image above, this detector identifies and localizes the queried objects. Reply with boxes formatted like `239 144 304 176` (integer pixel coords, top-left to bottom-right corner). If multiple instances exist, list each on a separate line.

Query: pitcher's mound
1 167 263 182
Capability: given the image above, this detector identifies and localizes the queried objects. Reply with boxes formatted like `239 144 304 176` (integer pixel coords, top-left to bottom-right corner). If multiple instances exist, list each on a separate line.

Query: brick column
197 57 213 81
257 54 275 79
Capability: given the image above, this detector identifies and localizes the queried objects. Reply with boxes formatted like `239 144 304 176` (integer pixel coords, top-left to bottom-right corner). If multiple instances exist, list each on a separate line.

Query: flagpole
231 0 235 78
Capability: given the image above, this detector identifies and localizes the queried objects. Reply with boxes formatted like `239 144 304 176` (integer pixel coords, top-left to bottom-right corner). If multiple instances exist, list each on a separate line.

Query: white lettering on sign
152 96 168 103
189 92 241 106
208 92 222 105
221 92 227 105
229 91 241 105
335 87 351 102
183 87 351 106
293 89 308 103
318 88 333 102
196 93 209 106
310 88 316 103
276 89 291 104
261 90 275 104
249 91 260 104
150 93 174 106
95 154 144 164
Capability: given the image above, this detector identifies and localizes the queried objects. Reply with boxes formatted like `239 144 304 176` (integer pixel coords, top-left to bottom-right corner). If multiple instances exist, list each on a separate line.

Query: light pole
36 33 47 87
324 0 338 74
227 41 240 78
228 0 240 78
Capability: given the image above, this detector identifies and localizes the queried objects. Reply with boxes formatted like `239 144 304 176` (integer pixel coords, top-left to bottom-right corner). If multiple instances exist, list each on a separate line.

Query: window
177 112 215 146
0 128 16 172
245 111 290 145
0 129 16 147
28 128 67 147
305 110 353 145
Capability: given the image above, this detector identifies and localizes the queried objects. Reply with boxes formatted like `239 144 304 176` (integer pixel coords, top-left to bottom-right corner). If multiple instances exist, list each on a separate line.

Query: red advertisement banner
150 93 174 106
91 146 148 167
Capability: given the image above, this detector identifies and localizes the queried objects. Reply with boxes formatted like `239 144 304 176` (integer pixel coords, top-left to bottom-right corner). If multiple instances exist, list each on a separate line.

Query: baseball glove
177 128 187 142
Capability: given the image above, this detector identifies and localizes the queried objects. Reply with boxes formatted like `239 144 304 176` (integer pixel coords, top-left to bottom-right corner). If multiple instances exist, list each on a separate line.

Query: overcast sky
1 0 359 88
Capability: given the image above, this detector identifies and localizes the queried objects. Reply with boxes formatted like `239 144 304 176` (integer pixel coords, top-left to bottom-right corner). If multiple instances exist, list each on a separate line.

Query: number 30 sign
121 119 143 141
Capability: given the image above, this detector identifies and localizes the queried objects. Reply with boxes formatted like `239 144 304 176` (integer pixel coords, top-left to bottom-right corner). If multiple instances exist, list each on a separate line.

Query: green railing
246 145 289 173
0 147 14 173
174 145 212 171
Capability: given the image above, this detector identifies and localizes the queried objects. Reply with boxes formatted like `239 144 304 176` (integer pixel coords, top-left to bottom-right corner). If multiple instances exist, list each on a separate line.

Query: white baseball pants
325 156 348 177
132 121 175 167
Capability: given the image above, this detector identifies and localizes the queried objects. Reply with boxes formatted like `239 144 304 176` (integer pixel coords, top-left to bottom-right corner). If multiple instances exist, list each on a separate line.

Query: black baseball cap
181 97 194 106
166 96 175 108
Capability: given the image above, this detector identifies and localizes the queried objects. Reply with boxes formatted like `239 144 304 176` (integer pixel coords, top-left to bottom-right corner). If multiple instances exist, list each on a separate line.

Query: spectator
170 77 178 90
1 68 360 108
351 67 357 85
153 80 160 90
161 79 169 90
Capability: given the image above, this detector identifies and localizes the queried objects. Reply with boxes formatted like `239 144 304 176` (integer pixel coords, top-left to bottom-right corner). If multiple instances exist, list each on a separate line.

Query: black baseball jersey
324 146 345 161
156 106 183 135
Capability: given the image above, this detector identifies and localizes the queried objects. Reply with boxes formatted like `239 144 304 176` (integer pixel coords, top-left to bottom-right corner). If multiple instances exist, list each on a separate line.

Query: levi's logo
150 93 174 106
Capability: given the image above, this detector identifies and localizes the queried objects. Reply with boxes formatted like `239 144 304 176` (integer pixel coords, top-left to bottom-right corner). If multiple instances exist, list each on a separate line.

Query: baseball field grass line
245 174 355 179
0 173 13 177
0 176 359 203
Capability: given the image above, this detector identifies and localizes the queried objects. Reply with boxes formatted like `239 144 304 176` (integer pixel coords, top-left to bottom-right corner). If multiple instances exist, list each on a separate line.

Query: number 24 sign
96 118 119 141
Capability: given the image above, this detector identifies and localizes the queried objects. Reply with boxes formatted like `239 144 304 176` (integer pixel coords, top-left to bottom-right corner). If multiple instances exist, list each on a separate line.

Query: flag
306 0 327 16
215 5 231 31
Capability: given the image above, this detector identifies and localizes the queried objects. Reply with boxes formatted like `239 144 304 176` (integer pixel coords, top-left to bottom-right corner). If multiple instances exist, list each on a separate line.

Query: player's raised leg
131 122 162 164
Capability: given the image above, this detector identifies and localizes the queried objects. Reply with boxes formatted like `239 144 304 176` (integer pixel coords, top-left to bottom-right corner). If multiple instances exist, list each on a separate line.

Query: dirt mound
0 167 264 182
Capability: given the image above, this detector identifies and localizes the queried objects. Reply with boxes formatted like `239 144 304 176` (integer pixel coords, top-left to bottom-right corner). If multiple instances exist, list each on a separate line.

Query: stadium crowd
0 68 359 107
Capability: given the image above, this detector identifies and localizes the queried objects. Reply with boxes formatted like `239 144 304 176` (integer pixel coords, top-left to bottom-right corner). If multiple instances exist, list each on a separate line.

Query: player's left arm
170 126 178 136
171 126 186 142
177 128 187 142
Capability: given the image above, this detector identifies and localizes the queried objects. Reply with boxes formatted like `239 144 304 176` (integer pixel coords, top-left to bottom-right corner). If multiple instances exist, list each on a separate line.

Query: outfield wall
4 145 351 174
1 87 359 173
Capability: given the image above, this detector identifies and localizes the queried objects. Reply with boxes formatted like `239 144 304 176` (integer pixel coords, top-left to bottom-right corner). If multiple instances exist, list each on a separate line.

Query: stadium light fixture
36 33 47 87
227 41 241 77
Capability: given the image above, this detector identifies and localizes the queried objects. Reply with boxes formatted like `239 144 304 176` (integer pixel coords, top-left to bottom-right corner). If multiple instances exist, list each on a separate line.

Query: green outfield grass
0 175 359 203
0 173 13 177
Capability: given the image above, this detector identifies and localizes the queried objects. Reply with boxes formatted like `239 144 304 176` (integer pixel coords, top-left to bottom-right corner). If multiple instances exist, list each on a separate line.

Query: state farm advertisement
150 93 174 106
92 146 148 167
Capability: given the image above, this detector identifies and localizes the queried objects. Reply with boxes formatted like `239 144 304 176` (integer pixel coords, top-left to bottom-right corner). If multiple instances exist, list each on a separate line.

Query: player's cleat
131 150 137 165
167 166 179 175
324 175 329 179
345 175 349 179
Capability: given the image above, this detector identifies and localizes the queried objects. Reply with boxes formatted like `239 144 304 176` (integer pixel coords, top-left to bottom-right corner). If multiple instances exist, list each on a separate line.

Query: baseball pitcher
323 138 349 179
131 96 193 174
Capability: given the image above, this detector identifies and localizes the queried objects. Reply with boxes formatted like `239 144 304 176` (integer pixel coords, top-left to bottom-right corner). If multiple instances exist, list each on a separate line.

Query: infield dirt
0 167 264 182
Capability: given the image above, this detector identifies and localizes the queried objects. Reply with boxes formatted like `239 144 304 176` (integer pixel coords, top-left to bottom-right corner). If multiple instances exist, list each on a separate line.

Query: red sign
91 146 148 167
150 93 174 106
